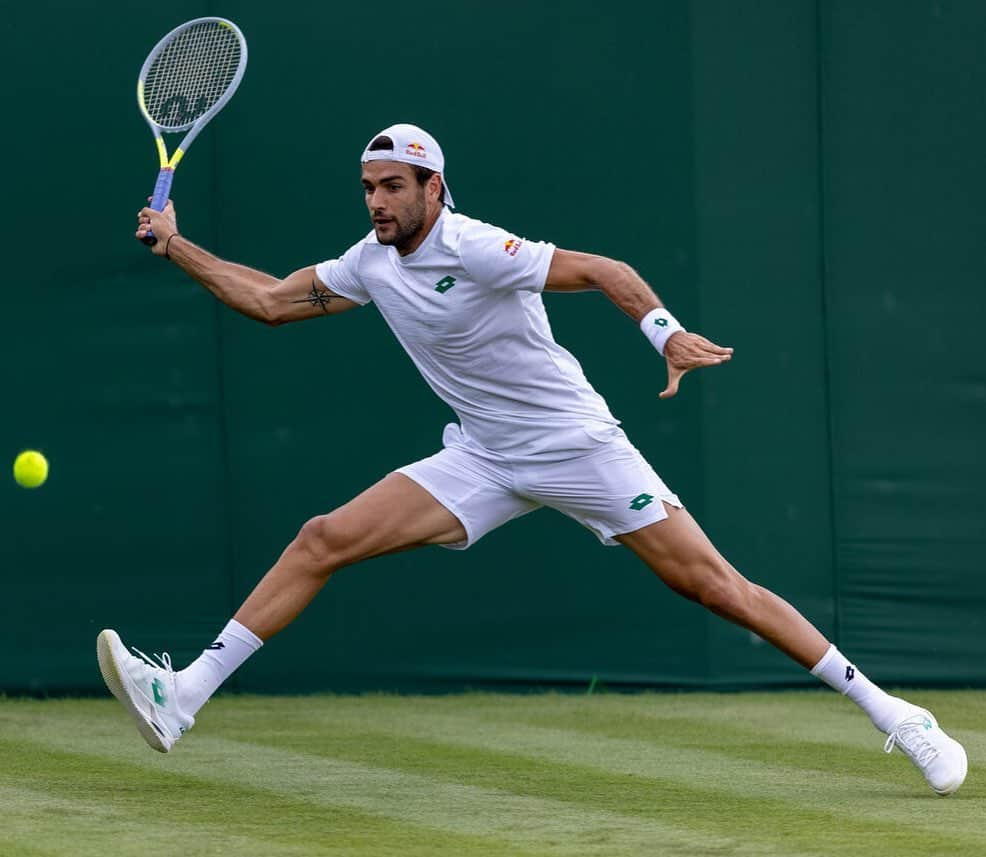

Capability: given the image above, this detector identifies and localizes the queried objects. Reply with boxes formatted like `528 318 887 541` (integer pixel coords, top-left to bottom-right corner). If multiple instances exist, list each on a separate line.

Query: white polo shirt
315 209 619 455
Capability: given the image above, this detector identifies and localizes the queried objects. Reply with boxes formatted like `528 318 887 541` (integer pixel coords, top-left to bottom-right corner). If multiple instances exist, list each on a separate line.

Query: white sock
176 619 263 716
810 644 913 733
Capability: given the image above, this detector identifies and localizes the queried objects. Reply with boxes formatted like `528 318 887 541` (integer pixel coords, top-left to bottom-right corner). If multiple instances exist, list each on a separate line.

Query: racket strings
144 22 242 130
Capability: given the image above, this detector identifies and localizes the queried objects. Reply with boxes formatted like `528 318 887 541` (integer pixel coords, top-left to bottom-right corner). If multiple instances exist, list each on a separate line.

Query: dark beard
377 198 427 253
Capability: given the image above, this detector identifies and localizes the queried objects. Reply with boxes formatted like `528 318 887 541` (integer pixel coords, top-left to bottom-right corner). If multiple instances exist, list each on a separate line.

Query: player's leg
97 473 466 753
617 507 967 795
617 505 828 667
99 429 539 753
233 472 466 641
522 430 966 795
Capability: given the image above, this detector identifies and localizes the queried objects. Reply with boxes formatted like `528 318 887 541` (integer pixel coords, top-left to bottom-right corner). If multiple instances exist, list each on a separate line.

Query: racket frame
137 17 248 217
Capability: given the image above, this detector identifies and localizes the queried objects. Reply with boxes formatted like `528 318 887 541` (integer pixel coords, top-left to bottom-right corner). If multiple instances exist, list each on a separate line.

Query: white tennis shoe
883 707 967 796
96 628 194 753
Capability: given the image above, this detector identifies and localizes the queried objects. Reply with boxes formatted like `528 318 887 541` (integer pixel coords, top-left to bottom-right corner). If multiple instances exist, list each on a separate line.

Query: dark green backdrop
3 1 984 693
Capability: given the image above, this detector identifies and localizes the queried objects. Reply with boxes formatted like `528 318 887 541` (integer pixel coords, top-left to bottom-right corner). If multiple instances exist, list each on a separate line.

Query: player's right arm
136 201 359 325
167 239 357 326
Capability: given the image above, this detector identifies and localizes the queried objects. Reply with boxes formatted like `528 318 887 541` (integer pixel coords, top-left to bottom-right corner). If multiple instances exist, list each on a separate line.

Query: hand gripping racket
137 17 247 245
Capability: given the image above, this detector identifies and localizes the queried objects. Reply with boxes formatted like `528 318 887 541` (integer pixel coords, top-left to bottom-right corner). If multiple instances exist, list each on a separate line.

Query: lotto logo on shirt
504 238 523 257
406 142 427 159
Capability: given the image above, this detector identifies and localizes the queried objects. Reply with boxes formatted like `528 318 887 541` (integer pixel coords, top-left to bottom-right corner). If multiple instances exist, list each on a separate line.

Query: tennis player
101 123 966 795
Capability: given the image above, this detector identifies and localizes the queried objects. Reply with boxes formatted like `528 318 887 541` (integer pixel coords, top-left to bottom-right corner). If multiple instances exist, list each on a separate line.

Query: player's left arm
544 249 733 399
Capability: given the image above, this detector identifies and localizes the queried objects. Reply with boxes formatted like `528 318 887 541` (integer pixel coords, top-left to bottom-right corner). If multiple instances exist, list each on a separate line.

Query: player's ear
429 172 443 203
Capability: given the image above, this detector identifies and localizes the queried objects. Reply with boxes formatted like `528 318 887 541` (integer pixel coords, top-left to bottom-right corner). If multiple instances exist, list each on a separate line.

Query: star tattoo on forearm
291 278 339 313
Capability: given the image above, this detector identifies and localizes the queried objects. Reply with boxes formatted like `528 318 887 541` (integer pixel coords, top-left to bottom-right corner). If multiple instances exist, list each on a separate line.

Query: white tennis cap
361 123 455 209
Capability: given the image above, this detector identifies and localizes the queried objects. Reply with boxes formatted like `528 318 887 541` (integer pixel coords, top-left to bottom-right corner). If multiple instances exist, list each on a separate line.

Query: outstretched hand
135 199 178 256
660 332 733 399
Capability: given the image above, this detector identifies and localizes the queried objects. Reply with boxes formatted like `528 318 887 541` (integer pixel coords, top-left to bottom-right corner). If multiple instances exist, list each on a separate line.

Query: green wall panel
2 0 984 693
691 0 835 685
0 4 231 690
821 1 986 683
214 0 705 693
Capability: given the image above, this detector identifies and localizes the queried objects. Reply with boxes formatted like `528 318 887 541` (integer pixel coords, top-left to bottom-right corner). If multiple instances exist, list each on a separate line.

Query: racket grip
142 168 175 246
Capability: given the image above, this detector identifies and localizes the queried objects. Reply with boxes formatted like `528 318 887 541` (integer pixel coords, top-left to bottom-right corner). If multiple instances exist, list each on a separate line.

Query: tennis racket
137 17 248 245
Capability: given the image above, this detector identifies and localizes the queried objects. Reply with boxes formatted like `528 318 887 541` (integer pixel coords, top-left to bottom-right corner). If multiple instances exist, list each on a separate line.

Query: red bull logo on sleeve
504 238 523 256
405 142 428 159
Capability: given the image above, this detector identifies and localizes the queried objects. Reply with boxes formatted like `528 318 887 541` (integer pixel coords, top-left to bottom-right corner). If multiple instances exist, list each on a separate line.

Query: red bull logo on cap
504 238 523 257
405 142 427 159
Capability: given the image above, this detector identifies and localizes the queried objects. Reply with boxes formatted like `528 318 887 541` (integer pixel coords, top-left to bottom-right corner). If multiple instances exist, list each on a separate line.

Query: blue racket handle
141 168 175 246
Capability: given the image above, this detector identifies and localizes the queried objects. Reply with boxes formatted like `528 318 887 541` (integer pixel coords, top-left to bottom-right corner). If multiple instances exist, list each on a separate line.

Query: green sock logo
435 276 456 293
629 493 654 511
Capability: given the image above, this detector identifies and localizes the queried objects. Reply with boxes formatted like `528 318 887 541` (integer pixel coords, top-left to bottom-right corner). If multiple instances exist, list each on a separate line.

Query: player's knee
292 514 357 575
692 562 755 620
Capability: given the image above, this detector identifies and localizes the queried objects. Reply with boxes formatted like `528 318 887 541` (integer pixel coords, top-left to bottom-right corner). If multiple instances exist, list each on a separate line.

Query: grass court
1 689 983 856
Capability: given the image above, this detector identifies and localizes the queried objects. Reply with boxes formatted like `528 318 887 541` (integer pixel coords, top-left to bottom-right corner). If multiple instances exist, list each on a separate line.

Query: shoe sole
96 629 170 754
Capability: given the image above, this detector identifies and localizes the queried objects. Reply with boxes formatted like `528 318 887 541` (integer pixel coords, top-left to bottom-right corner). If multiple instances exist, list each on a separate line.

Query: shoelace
130 646 176 676
883 715 939 767
127 646 188 737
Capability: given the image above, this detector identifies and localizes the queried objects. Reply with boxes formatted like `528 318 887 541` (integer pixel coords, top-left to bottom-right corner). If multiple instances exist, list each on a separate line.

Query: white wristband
639 308 685 355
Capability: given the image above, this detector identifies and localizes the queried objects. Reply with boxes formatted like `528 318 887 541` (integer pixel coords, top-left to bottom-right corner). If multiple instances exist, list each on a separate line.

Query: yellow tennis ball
13 450 48 489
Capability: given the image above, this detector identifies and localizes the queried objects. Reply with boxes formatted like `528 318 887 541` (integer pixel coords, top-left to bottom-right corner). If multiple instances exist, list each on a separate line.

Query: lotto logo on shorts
629 493 654 511
504 238 523 256
406 142 427 159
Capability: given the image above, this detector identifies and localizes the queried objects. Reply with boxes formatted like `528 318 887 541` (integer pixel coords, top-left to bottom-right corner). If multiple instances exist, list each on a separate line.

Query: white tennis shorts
396 423 682 550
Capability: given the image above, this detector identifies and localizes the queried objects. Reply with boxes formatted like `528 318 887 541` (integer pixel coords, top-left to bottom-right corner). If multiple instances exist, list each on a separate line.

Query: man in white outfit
99 123 967 796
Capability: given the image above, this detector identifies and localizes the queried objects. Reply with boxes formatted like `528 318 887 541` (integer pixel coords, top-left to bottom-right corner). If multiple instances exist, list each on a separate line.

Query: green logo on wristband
654 318 668 327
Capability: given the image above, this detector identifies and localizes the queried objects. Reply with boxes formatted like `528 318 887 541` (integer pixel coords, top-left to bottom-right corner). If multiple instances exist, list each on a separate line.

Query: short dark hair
366 135 446 204
367 135 394 152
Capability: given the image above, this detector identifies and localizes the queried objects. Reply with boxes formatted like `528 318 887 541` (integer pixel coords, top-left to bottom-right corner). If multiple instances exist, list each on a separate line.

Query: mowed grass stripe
247 689 986 793
253 689 986 754
231 710 986 856
0 739 537 857
379 704 986 804
9 706 736 857
473 691 986 799
4 692 983 857
0 781 323 857
0 830 52 857
206 692 986 852
320 704 900 785
539 690 986 757
218 691 984 803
